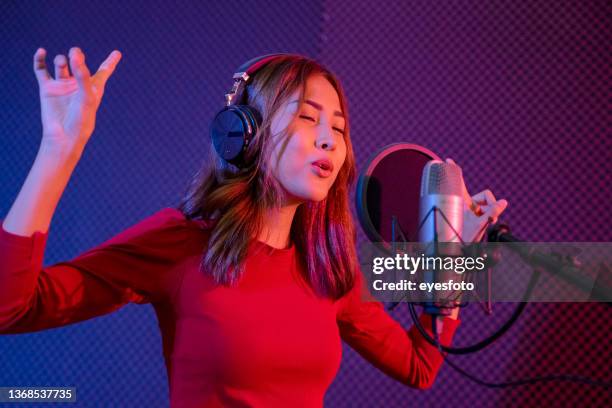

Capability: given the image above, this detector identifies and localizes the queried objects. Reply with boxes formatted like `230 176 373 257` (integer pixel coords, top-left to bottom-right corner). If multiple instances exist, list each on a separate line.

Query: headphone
210 53 292 167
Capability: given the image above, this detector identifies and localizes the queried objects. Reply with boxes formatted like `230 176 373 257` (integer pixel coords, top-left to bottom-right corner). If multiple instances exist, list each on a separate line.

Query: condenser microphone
418 160 465 315
418 160 464 246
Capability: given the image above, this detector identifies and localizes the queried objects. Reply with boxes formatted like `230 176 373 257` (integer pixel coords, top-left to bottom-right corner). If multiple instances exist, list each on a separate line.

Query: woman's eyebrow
291 99 344 118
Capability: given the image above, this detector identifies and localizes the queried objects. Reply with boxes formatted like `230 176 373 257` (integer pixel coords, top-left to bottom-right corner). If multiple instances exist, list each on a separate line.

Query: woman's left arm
336 271 460 390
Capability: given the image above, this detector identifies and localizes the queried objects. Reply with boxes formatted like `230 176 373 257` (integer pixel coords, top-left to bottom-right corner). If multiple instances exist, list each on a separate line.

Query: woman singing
0 47 507 407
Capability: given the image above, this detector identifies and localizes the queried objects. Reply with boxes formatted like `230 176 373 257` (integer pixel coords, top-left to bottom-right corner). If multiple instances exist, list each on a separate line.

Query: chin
289 188 329 203
306 194 328 203
305 188 331 202
281 176 333 204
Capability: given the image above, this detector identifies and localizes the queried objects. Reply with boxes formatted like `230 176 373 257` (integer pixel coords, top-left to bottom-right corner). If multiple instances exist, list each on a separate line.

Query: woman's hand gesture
33 47 122 162
445 159 509 243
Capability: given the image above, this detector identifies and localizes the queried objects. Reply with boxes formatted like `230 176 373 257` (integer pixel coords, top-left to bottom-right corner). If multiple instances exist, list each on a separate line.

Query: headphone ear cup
210 106 261 166
239 105 262 148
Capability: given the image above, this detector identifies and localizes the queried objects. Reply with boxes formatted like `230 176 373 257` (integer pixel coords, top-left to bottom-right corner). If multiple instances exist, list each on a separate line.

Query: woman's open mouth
311 160 333 178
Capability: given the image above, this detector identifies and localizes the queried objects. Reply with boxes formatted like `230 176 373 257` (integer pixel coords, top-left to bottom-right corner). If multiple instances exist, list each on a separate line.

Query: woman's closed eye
300 115 345 135
299 115 316 122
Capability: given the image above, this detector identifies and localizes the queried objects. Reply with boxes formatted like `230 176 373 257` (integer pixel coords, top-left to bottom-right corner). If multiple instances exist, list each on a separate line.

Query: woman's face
268 74 347 204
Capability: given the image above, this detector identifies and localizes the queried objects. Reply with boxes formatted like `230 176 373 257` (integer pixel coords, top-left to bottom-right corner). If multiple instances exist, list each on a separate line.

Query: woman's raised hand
33 47 122 162
445 158 508 243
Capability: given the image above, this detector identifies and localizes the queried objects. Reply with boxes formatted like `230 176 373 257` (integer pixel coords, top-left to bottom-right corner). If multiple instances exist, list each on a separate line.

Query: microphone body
418 160 465 315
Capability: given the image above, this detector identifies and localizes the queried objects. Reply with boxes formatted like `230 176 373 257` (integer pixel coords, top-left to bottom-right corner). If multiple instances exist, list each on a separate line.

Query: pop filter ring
356 143 440 246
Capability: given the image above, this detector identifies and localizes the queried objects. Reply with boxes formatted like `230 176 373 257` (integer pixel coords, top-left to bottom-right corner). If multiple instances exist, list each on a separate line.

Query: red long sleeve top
0 208 460 407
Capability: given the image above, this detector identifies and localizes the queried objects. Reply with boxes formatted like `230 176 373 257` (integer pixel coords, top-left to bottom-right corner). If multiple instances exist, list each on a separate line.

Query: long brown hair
178 55 357 300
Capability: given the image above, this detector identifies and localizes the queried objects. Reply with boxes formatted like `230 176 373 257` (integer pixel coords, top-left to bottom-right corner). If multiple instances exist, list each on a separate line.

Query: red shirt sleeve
336 269 461 389
0 208 189 334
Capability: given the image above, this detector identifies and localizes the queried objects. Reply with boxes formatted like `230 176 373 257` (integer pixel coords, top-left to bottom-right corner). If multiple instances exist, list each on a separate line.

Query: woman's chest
169 254 343 388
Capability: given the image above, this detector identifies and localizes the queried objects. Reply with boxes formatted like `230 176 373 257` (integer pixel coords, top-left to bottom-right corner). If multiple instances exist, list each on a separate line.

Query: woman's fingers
33 48 51 85
471 189 496 206
68 47 92 90
53 54 70 80
480 199 508 224
93 50 122 89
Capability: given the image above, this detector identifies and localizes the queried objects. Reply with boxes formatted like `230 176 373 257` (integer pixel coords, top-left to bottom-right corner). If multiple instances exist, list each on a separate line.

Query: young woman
0 47 507 407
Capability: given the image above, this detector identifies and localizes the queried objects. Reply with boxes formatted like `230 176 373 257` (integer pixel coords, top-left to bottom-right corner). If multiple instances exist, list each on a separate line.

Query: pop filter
355 143 440 244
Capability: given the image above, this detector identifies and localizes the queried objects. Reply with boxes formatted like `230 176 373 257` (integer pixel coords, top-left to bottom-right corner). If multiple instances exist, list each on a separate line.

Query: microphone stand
488 224 612 306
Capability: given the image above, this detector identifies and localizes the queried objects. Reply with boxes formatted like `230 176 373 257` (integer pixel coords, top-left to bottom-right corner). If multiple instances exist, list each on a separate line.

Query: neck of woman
257 203 300 249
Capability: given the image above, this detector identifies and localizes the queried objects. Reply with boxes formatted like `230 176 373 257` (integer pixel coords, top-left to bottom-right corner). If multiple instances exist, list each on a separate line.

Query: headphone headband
224 53 289 106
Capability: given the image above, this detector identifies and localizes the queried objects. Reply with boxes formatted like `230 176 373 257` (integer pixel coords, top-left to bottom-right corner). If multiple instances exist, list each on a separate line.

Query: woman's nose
315 124 336 151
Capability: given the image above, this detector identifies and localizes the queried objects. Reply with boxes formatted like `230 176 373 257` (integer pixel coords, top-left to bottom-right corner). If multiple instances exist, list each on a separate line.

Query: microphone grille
420 160 464 196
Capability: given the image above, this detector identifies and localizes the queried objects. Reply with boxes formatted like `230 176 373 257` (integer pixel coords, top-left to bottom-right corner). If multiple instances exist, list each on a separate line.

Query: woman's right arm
0 207 193 334
0 47 155 334
3 47 121 236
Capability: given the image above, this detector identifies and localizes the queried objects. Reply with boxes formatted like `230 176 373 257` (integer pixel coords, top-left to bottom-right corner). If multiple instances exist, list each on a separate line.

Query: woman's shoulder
134 207 215 229
100 207 215 250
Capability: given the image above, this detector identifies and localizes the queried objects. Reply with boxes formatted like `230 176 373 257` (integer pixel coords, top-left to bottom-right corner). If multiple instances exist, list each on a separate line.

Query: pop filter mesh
356 143 440 243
